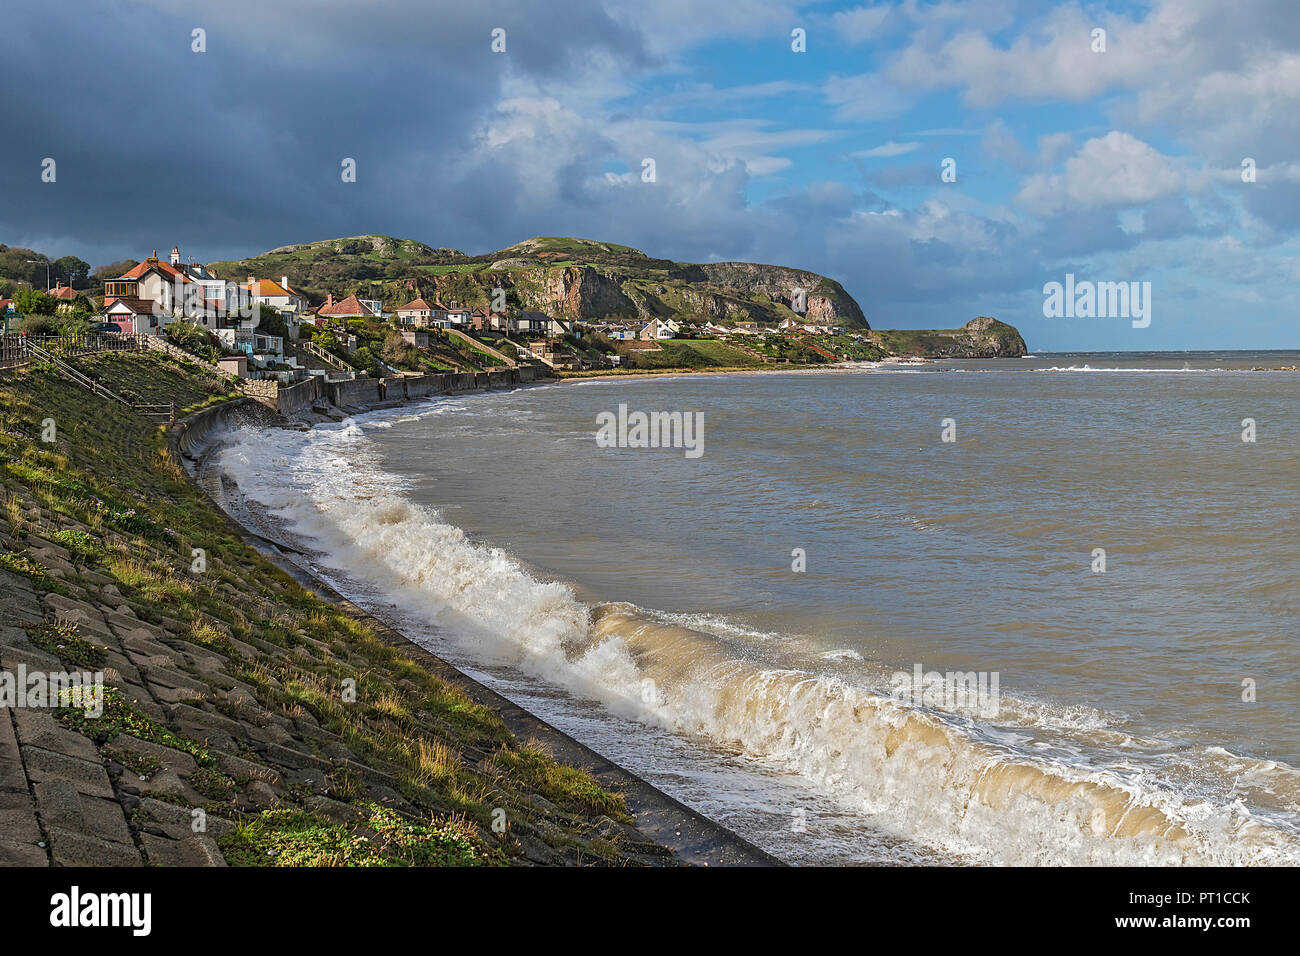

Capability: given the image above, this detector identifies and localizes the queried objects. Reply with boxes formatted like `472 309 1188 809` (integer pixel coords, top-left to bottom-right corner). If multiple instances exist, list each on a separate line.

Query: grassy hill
209 234 870 330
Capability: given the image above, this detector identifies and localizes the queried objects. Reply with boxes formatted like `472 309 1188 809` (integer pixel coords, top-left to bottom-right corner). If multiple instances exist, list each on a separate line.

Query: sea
211 351 1300 865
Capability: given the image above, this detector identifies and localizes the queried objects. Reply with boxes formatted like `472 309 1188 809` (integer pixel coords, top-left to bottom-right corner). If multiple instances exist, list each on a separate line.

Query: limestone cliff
211 235 871 329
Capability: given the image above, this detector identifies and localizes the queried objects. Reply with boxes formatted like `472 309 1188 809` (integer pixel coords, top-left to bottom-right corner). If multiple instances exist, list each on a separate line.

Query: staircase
27 341 177 424
296 340 354 373
26 341 133 406
445 327 517 367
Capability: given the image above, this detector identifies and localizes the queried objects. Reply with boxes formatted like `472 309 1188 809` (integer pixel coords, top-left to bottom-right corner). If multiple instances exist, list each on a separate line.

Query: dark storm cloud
1 0 651 264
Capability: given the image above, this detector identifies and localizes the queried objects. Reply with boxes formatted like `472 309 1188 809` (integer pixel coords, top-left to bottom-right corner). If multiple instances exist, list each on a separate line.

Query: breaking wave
212 414 1300 866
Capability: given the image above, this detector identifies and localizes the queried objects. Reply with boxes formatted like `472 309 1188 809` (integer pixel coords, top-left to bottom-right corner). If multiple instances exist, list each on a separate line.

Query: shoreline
172 395 783 867
554 355 932 383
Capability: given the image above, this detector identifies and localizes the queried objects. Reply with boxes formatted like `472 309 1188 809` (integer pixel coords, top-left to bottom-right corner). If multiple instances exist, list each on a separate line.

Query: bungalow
99 296 156 334
316 293 376 321
396 297 434 327
469 307 492 331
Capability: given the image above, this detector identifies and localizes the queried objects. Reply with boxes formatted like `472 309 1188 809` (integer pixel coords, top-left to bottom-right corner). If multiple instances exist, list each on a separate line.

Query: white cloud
1016 132 1185 216
854 140 922 158
830 4 895 44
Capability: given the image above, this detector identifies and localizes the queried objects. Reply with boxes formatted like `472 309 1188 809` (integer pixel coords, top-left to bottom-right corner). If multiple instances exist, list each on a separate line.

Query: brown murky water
218 353 1300 864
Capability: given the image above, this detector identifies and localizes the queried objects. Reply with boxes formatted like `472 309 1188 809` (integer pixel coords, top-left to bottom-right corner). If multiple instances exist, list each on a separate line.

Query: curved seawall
169 388 780 867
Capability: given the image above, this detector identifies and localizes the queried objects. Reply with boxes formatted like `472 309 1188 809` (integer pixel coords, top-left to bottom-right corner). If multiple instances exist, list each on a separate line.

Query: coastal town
0 242 901 408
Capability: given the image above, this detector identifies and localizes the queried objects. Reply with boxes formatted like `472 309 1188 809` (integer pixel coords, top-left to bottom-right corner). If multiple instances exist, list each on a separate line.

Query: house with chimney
49 282 79 312
438 301 471 326
248 276 308 316
396 297 434 327
100 247 248 333
101 249 204 333
316 293 378 325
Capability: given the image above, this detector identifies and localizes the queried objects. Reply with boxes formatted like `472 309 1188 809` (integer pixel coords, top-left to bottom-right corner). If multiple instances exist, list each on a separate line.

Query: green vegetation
620 339 766 370
0 350 648 866
219 803 498 867
57 687 213 765
491 745 630 821
870 318 1027 358
47 528 106 565
207 234 869 331
27 620 108 669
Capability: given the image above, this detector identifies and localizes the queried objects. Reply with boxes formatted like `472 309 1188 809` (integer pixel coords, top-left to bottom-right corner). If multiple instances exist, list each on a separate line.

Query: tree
251 304 288 338
166 321 221 361
11 287 54 316
53 256 90 288
92 260 139 284
311 327 342 356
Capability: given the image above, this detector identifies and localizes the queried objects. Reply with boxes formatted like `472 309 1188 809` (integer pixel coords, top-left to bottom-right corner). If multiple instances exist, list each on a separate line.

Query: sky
3 0 1299 350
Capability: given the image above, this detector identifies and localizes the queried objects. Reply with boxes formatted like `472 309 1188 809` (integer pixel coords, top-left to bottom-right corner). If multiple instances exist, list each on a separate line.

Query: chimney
170 247 180 266
325 293 334 307
281 276 289 291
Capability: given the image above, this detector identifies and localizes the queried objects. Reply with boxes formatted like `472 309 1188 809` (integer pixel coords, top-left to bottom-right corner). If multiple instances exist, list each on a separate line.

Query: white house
248 275 308 317
638 317 679 340
102 250 213 333
437 301 472 326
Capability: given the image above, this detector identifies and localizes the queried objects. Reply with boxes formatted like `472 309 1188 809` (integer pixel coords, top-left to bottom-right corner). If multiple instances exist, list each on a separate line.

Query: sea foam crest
215 418 1300 866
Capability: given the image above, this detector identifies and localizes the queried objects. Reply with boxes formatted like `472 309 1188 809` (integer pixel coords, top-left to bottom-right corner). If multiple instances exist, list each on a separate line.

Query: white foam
213 418 1300 866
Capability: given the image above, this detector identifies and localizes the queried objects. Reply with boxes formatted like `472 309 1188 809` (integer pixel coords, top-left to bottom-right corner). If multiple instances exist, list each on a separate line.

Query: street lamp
26 260 50 291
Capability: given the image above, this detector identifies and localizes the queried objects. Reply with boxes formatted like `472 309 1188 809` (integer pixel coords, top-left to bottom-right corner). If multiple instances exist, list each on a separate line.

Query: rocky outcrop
696 262 867 327
871 317 1028 358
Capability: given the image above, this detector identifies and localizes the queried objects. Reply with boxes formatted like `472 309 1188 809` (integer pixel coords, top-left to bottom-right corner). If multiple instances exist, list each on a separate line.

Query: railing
25 341 134 407
2 332 149 369
28 332 149 356
135 402 177 425
0 333 27 369
25 341 180 426
445 327 517 367
298 340 354 371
